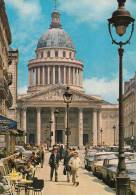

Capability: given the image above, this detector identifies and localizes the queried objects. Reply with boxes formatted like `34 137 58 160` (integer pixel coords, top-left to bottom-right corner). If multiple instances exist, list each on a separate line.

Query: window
47 51 50 58
69 52 72 59
41 52 43 58
63 51 66 58
55 50 58 58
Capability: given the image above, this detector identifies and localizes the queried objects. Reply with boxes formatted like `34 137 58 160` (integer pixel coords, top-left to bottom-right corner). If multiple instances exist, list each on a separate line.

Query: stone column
36 108 41 145
38 68 40 85
34 68 36 85
22 108 27 143
48 66 50 84
51 108 55 146
92 109 97 146
76 68 79 86
97 110 101 146
43 66 45 85
53 66 55 84
64 66 66 84
68 67 71 85
78 108 83 147
73 67 75 85
58 66 61 84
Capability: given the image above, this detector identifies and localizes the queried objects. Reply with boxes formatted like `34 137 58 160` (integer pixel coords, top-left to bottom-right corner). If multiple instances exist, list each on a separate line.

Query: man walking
49 148 60 182
69 151 81 186
64 148 72 182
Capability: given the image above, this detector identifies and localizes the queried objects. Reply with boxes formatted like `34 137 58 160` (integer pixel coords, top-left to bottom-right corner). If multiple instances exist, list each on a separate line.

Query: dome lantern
50 10 62 29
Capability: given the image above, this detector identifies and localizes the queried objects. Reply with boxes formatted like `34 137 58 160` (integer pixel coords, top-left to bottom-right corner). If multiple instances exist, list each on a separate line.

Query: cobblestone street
34 151 115 195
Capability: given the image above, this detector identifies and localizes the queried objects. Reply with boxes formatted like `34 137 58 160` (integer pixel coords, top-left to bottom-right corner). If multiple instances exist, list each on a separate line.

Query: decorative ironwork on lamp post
113 125 116 146
108 0 135 194
63 87 73 148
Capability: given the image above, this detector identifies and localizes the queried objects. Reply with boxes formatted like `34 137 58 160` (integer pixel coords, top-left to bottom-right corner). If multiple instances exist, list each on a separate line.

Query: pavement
34 151 115 195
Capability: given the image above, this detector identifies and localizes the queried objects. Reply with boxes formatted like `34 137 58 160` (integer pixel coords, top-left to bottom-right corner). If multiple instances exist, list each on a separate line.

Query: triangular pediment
18 86 102 103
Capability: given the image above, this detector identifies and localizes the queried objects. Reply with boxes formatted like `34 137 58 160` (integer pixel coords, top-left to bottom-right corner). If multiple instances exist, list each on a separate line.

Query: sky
5 0 136 103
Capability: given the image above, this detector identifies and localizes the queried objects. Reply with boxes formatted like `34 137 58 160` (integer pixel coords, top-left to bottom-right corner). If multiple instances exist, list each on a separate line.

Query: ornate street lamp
49 119 53 147
100 128 103 147
108 1 135 194
113 125 116 146
63 87 73 148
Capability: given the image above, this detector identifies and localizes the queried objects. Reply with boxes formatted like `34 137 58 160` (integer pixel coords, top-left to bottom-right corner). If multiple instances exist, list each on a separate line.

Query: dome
37 28 75 49
37 10 75 49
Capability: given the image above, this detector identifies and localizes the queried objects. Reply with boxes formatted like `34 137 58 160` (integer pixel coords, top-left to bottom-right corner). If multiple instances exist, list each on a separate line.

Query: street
35 151 115 195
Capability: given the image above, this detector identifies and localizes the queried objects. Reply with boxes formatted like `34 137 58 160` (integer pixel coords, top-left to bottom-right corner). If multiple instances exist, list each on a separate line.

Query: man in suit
49 148 60 182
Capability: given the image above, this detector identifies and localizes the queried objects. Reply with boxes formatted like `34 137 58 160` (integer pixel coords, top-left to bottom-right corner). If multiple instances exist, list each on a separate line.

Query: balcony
0 70 13 107
0 71 8 99
6 89 13 108
7 72 12 85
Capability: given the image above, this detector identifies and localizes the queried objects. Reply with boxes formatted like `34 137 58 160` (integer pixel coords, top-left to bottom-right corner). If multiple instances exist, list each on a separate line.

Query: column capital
78 108 83 112
22 107 27 112
36 107 41 112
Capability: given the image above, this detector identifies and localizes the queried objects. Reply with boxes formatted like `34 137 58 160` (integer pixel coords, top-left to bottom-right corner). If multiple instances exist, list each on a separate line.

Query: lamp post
54 108 59 144
63 87 73 148
108 1 135 194
130 120 135 151
49 119 53 147
100 128 103 146
113 125 116 146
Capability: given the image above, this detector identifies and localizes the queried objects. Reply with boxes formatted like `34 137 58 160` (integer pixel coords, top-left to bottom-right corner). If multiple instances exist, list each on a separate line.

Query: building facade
7 48 18 121
17 10 118 147
124 73 136 138
0 0 13 116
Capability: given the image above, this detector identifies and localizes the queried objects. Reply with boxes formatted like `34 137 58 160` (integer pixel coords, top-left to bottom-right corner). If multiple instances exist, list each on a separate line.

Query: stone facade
7 49 19 120
124 73 136 138
17 9 118 147
0 0 13 115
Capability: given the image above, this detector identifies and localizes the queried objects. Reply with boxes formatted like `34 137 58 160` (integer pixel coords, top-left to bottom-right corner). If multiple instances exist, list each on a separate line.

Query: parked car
15 146 32 158
91 152 117 179
102 158 136 188
84 151 96 171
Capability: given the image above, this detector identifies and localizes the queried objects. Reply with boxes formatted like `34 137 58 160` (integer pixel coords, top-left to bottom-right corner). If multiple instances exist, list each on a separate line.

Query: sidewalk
35 152 115 195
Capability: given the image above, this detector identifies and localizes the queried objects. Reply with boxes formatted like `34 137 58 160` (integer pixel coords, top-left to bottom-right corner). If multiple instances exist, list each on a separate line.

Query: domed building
17 10 118 147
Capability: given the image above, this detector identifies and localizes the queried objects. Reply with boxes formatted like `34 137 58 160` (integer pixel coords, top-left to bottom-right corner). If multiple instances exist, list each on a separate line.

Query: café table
17 179 33 195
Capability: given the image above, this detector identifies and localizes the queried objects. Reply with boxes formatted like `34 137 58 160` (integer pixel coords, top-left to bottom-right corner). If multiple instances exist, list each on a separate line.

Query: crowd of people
49 145 81 186
0 144 82 193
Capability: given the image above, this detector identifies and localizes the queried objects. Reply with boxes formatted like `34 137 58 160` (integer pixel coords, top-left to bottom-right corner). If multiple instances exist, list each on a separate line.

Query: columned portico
78 108 83 147
36 108 41 145
92 109 97 146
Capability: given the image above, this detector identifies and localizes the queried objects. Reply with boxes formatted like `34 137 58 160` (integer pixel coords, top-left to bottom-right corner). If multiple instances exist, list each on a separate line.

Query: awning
0 115 17 131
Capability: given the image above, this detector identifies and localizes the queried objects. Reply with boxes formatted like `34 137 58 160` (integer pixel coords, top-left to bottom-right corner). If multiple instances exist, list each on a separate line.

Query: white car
15 146 32 158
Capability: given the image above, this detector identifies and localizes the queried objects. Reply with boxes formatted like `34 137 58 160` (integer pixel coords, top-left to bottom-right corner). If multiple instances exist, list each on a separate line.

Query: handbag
63 167 66 175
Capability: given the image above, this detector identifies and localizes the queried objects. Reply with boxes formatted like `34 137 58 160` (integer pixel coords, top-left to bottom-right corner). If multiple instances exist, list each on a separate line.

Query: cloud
18 85 27 95
83 77 119 103
59 0 135 25
59 0 116 24
5 0 42 21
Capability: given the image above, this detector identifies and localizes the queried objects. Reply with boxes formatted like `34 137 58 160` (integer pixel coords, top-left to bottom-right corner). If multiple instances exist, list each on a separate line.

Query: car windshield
96 154 116 161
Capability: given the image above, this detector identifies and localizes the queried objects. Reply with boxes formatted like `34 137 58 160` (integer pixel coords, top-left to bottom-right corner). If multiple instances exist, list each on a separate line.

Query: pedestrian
69 151 81 186
63 148 72 182
37 146 44 168
49 148 60 182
